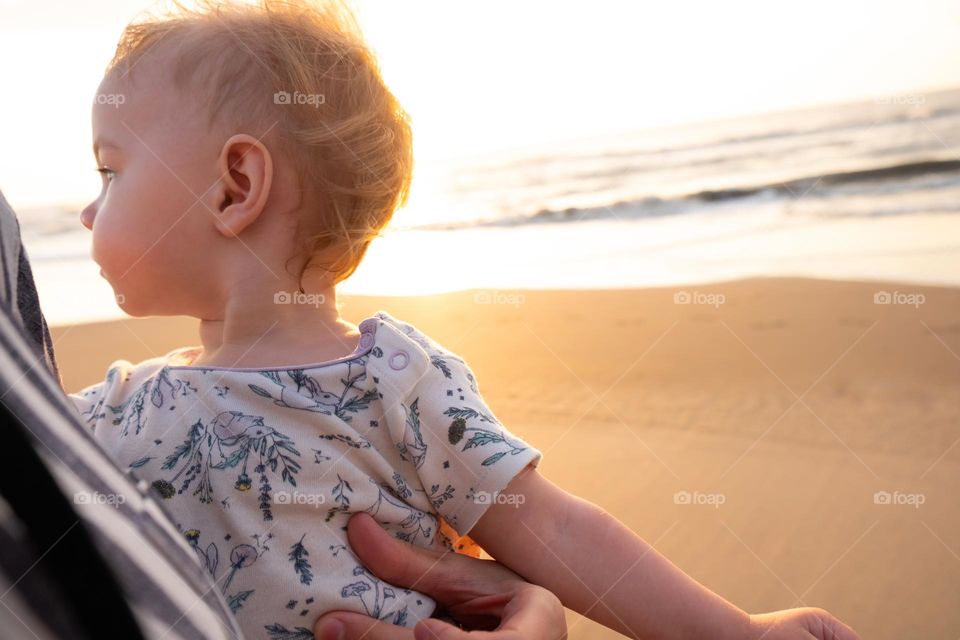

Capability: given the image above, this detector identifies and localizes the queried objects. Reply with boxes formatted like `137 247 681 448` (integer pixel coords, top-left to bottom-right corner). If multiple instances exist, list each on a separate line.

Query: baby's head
82 0 412 318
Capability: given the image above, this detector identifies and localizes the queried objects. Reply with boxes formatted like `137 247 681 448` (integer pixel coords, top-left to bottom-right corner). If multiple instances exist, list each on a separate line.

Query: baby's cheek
91 221 157 292
90 222 128 277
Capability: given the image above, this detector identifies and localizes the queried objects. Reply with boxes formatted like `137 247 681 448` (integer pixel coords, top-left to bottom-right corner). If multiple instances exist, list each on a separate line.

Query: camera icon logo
274 91 292 104
473 491 492 504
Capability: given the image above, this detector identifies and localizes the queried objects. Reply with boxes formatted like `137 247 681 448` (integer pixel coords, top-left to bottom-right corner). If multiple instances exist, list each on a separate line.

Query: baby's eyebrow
92 137 121 160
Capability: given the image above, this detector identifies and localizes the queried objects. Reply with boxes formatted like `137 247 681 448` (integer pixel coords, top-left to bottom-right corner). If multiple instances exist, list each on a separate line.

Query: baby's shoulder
367 310 476 395
370 310 467 363
69 348 191 405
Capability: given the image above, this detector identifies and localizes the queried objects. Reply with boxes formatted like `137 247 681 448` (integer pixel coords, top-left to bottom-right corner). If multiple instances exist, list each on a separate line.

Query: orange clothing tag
438 517 483 558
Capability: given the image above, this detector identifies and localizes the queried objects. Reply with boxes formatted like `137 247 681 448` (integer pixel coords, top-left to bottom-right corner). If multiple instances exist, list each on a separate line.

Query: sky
1 0 960 210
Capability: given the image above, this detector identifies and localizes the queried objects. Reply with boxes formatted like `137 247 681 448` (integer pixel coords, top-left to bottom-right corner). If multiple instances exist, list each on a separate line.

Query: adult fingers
413 618 521 640
341 514 567 638
410 586 566 640
345 512 519 599
823 615 861 640
494 585 567 640
314 611 413 640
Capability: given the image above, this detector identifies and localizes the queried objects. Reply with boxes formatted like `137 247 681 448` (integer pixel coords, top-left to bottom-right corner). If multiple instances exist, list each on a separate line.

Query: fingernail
414 620 442 640
317 618 345 640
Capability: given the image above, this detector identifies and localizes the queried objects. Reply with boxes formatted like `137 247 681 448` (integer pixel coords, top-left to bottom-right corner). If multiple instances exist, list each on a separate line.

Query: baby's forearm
472 468 754 639
525 495 752 640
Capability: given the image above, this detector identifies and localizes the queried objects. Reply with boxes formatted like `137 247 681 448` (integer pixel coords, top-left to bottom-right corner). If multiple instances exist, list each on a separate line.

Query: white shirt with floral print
69 311 542 640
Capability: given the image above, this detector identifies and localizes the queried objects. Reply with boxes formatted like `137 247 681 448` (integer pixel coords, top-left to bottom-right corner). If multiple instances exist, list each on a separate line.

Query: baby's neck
190 284 362 369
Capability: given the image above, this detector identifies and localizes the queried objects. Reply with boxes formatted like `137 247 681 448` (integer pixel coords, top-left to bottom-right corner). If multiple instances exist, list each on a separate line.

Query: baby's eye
96 167 115 183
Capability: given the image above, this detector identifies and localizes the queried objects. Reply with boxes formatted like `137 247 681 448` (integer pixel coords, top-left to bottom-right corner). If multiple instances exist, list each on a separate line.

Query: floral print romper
69 311 542 639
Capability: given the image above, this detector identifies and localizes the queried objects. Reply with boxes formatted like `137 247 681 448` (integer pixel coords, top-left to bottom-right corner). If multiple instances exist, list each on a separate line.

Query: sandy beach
51 278 960 640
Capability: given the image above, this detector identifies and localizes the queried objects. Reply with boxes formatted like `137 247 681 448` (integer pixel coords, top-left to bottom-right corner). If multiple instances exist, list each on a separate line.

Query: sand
51 278 960 640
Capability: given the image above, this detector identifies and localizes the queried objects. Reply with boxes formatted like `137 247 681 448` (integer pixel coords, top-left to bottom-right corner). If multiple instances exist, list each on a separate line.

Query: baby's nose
79 204 96 230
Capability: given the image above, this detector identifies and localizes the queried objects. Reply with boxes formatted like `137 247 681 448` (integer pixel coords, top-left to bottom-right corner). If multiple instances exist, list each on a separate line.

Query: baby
68 2 858 640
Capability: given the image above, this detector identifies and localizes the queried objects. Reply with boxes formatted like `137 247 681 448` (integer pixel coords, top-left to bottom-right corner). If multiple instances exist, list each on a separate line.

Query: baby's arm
469 464 753 640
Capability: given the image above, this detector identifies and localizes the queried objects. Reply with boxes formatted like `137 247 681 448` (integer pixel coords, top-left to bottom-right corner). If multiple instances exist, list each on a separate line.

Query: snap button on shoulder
389 350 409 370
359 333 375 350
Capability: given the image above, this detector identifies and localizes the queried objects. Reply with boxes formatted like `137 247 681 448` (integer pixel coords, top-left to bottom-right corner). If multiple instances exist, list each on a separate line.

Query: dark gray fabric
0 190 243 639
0 190 60 387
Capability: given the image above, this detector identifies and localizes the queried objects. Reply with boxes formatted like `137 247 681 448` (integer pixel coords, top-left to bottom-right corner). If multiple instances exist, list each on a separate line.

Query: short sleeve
395 343 542 536
68 380 107 429
67 365 122 429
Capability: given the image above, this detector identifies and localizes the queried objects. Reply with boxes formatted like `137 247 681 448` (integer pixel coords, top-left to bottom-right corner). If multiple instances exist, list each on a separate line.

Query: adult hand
749 607 861 640
314 512 566 640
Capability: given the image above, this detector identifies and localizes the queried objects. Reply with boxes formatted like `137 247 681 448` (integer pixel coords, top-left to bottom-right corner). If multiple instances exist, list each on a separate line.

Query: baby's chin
108 287 148 317
105 280 181 318
114 297 182 319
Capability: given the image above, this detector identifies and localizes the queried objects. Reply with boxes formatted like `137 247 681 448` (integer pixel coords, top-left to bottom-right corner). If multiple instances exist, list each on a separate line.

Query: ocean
19 87 960 325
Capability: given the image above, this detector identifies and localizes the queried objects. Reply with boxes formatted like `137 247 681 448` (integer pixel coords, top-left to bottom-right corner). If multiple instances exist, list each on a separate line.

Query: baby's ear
213 134 273 238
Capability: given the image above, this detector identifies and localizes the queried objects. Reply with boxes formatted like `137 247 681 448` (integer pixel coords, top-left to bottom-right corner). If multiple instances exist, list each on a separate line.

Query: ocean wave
691 159 960 202
416 158 960 230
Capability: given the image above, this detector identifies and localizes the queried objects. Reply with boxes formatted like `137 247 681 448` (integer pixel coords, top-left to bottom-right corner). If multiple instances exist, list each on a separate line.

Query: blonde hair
105 0 414 287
